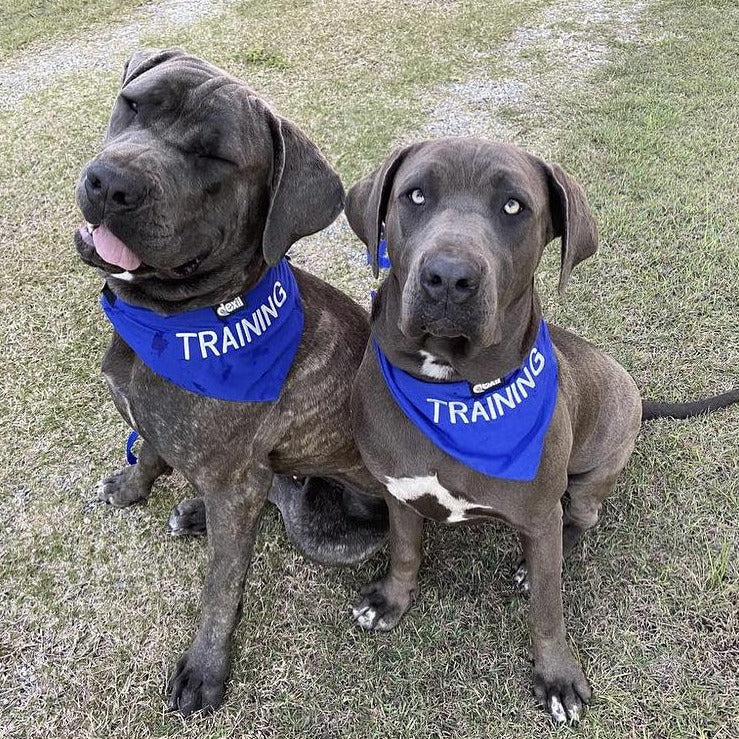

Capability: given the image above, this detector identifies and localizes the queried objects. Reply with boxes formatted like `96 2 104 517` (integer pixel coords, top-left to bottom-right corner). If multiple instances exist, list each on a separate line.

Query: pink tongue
92 225 142 271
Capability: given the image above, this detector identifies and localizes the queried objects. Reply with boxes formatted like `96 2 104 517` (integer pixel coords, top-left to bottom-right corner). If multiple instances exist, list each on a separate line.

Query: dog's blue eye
409 189 425 205
122 97 138 113
503 198 522 215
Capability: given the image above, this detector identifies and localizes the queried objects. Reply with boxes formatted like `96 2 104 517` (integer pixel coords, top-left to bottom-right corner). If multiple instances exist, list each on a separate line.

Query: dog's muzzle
402 252 487 342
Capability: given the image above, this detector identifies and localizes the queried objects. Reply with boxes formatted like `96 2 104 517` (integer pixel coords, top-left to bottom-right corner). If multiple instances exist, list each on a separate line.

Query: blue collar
374 321 558 481
101 259 304 402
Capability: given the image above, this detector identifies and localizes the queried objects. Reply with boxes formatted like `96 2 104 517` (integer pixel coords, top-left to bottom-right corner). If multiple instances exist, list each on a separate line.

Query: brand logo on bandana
215 295 245 317
374 321 558 481
470 378 503 395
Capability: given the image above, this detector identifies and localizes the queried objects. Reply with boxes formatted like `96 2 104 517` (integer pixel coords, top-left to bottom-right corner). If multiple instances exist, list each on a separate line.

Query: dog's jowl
74 48 387 716
345 138 739 723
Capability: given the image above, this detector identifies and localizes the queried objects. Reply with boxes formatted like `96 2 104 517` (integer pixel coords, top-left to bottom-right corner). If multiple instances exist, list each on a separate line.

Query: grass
1 0 738 737
0 0 150 59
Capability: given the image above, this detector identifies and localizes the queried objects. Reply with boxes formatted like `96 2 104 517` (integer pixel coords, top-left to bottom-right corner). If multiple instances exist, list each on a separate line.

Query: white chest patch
418 350 456 380
384 473 496 523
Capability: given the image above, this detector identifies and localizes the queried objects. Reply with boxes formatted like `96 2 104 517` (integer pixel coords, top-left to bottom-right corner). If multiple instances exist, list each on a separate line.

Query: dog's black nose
420 255 480 304
84 163 142 211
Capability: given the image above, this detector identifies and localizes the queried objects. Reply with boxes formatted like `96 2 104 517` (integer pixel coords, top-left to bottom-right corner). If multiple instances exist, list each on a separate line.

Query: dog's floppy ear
544 162 598 292
121 47 187 88
345 144 418 278
261 106 344 265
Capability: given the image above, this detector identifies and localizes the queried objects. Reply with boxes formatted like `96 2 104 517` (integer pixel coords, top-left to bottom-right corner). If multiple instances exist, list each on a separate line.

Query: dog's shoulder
549 323 633 381
291 265 370 359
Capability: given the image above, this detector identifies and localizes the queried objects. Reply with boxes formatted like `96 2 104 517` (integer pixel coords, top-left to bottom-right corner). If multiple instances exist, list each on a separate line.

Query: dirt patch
0 0 234 110
425 0 648 151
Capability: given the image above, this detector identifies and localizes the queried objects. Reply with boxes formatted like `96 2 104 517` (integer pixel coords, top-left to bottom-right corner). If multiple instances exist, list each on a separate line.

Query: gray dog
337 138 739 723
74 48 387 715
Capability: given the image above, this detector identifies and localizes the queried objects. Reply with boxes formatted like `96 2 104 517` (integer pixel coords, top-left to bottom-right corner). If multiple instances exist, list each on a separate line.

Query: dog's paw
95 467 149 508
513 559 530 594
351 578 414 631
168 498 206 536
167 650 228 717
533 660 591 724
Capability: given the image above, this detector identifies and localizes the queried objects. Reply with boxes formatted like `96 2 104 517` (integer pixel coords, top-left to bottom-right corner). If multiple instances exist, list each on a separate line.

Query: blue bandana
101 259 304 402
375 321 558 481
372 238 391 269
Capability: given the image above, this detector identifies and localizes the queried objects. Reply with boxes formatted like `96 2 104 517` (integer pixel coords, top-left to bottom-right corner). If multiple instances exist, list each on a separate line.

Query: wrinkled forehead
121 58 251 115
111 58 270 163
394 139 549 203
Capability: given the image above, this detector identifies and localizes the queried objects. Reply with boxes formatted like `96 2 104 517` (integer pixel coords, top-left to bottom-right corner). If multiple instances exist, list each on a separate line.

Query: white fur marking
121 396 137 430
549 695 567 723
102 371 138 429
110 271 136 282
352 605 377 630
418 350 456 380
385 474 495 523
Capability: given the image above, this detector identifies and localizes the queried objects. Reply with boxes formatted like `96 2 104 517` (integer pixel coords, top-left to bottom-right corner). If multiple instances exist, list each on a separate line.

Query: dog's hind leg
169 476 390 560
514 453 634 591
269 476 388 566
561 468 622 556
96 439 172 507
168 497 206 536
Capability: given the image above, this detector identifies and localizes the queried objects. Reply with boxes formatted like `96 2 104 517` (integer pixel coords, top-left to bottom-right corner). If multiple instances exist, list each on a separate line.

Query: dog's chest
384 474 501 524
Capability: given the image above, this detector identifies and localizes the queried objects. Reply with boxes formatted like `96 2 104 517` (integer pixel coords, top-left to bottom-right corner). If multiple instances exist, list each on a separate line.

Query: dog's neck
372 275 543 386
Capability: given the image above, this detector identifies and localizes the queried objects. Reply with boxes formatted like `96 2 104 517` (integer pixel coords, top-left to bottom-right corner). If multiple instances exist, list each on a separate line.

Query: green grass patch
0 0 150 59
235 47 289 70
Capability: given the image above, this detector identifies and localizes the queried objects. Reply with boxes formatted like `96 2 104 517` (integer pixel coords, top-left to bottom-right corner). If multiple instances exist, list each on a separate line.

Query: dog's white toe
352 605 378 630
548 695 567 723
513 562 530 592
566 702 580 723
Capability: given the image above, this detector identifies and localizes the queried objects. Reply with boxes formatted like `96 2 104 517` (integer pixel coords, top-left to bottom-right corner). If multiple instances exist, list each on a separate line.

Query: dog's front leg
167 465 273 716
96 438 172 507
520 503 591 724
352 492 423 631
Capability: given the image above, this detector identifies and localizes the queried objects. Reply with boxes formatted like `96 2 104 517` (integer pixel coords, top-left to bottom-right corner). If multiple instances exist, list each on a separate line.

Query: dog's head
346 138 596 364
75 48 344 309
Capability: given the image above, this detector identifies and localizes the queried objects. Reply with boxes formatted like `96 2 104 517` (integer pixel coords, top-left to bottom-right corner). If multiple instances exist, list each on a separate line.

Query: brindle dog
74 48 387 716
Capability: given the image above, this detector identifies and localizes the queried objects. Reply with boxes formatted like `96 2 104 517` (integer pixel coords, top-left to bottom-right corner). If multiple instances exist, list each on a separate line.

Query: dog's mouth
79 222 142 271
77 222 209 279
423 318 471 340
398 315 478 367
401 314 472 343
422 333 470 361
166 250 209 278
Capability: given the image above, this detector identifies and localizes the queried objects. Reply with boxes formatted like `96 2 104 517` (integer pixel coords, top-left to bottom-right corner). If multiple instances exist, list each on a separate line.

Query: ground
0 1 737 737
